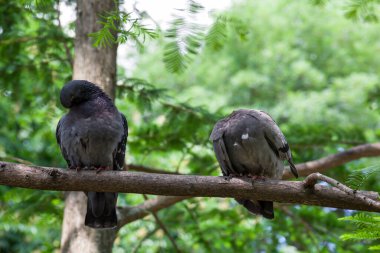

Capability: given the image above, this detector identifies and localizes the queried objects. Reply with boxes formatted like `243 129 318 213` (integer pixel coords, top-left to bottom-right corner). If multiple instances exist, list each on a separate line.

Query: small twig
132 1 161 31
175 151 187 173
279 206 320 248
182 202 213 251
118 196 189 228
143 195 182 253
132 227 159 253
126 163 180 175
303 173 380 209
283 143 380 179
0 36 42 45
0 156 34 165
175 144 195 173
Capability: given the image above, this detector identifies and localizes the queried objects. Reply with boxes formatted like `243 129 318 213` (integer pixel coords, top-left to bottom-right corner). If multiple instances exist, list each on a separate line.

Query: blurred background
0 0 380 252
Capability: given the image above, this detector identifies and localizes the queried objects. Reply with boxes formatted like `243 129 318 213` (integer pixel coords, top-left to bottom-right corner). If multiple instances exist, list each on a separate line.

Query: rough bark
60 0 118 252
1 162 379 213
303 172 380 209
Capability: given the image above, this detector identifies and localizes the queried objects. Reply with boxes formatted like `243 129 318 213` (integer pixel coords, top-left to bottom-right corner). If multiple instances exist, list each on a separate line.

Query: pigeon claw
223 174 234 181
248 174 266 180
96 166 111 174
69 165 82 171
84 166 97 170
246 174 267 187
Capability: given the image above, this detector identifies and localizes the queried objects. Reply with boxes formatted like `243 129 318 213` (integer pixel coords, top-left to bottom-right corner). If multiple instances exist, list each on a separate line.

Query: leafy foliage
89 10 158 48
344 0 379 22
117 78 167 111
162 2 206 73
340 166 380 251
162 2 250 73
205 17 227 51
340 213 380 250
346 165 380 189
313 0 380 22
90 0 249 73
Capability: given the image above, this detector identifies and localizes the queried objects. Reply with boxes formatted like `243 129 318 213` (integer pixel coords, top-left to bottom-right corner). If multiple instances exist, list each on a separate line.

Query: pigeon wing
210 121 234 176
56 117 71 167
113 113 128 171
261 114 299 178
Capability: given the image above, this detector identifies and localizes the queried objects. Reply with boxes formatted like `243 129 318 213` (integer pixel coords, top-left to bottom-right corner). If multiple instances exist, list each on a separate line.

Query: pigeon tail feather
85 192 118 229
235 198 274 219
259 200 274 219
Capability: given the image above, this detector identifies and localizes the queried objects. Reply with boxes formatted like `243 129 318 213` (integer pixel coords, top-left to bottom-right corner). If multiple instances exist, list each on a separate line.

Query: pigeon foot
95 166 111 173
69 165 82 171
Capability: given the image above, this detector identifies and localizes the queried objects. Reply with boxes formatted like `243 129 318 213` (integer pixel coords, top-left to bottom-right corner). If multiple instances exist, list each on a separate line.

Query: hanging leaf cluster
89 11 158 48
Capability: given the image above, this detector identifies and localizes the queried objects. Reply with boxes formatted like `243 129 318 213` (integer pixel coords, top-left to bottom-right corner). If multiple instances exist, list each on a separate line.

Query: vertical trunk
60 1 118 252
72 0 117 98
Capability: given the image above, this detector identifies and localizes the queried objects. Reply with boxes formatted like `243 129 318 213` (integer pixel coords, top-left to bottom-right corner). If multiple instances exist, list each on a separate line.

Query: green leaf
344 0 379 22
206 17 227 51
89 11 158 48
163 41 186 73
369 245 380 250
346 165 380 189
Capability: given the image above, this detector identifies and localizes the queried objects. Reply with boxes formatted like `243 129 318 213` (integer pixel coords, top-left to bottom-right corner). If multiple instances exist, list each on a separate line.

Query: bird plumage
56 80 128 229
210 109 298 219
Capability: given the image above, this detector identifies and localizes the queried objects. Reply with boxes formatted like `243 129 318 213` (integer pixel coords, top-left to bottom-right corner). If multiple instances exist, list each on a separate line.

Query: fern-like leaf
162 1 205 73
164 41 187 73
339 213 380 229
369 245 380 250
346 164 380 189
344 0 379 22
206 17 227 51
341 229 380 240
89 11 158 48
340 213 380 250
117 78 166 111
311 0 329 6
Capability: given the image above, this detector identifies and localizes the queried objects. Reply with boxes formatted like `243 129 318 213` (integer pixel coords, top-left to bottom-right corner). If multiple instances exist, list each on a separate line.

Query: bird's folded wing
113 113 128 171
56 117 71 167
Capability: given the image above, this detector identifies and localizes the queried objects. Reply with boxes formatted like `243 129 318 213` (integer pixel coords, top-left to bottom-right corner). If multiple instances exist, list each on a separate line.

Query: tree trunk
60 0 118 252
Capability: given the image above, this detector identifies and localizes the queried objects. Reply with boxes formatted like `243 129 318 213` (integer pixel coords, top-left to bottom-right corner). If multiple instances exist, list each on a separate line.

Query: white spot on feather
241 133 249 140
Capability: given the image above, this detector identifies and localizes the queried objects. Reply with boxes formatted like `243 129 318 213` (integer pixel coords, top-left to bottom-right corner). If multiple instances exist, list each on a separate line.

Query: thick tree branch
283 143 380 179
102 142 380 226
0 162 379 213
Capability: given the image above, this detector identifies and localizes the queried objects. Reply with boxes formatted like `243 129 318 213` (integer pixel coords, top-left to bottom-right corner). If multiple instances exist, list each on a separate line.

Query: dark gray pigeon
210 109 298 219
56 80 128 229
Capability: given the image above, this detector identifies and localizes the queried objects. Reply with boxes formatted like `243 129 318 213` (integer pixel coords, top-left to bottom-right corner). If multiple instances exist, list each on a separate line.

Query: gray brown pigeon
56 80 128 229
210 109 298 219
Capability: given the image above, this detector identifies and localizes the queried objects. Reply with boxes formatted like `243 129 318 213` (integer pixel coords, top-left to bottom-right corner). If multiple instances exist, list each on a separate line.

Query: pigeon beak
288 159 299 178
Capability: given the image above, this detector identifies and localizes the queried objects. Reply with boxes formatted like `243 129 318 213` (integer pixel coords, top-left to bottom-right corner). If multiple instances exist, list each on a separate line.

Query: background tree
0 0 380 252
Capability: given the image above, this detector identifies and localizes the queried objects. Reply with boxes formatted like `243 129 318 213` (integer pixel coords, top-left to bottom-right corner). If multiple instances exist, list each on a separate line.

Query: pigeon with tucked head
210 109 298 219
56 80 128 228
